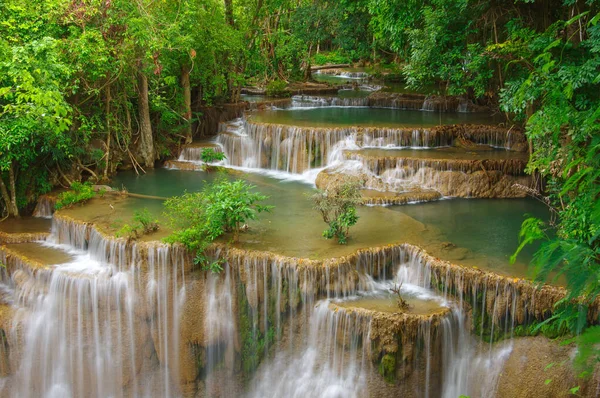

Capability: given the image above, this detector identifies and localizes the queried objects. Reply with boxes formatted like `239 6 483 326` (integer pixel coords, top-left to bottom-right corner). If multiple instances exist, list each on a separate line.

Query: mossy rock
378 353 397 384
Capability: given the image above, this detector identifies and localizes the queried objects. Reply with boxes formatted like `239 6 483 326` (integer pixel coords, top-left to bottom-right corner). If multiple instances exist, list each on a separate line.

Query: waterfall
347 157 529 198
214 119 461 175
178 145 222 162
178 118 523 188
314 70 369 79
2 218 186 398
0 212 571 397
32 195 54 218
247 301 371 398
290 95 369 108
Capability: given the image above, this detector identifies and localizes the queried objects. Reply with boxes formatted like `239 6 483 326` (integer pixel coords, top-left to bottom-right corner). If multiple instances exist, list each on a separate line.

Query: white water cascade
178 116 520 190
1 219 186 398
248 300 371 398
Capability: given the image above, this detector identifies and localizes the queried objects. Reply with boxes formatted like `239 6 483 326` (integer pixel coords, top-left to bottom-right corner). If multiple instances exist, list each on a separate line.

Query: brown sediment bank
361 189 443 205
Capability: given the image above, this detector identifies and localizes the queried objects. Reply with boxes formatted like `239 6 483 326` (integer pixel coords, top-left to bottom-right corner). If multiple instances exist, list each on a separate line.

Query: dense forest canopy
1 0 599 370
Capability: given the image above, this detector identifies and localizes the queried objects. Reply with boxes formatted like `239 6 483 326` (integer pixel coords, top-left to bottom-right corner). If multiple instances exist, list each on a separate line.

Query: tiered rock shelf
0 217 52 244
0 192 596 397
318 145 532 200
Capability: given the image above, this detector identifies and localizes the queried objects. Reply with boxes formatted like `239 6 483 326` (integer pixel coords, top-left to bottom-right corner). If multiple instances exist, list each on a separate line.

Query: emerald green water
250 107 500 128
112 168 547 279
391 199 547 277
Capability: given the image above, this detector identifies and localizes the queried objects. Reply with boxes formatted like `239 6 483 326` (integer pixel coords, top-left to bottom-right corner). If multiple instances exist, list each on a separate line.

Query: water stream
0 87 572 397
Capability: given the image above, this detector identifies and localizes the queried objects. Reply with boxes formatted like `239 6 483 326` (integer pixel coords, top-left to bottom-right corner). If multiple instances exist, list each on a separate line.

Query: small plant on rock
116 208 159 240
390 283 410 312
310 177 362 244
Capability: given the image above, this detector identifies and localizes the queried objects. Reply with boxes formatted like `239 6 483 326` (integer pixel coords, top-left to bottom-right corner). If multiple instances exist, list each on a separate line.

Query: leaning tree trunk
137 67 155 168
181 65 193 144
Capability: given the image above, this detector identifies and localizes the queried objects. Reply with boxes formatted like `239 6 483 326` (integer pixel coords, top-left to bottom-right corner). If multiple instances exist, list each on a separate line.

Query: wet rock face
195 103 247 138
349 154 529 176
364 92 492 113
32 194 57 218
494 336 600 398
316 166 532 200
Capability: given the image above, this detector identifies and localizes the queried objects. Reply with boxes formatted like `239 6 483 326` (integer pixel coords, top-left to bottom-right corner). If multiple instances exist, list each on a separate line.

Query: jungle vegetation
1 0 598 373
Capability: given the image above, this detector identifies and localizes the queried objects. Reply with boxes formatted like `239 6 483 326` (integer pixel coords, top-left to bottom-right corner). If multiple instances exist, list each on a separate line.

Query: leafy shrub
55 182 96 210
265 80 289 97
200 148 227 171
310 177 362 244
200 148 226 164
133 208 159 234
116 223 138 240
164 176 273 272
115 208 159 240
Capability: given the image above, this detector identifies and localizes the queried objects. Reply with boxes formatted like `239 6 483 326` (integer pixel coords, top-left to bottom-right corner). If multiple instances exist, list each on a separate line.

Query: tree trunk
0 175 14 217
234 221 240 243
304 43 313 82
181 65 193 144
224 0 234 26
104 83 112 180
137 66 155 168
8 162 19 218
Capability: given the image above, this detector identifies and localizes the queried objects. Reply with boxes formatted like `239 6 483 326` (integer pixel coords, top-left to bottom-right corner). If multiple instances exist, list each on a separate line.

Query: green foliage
55 182 95 210
265 80 289 97
506 9 600 376
312 51 352 66
115 208 159 240
164 176 273 272
115 224 138 240
200 148 226 164
311 177 362 244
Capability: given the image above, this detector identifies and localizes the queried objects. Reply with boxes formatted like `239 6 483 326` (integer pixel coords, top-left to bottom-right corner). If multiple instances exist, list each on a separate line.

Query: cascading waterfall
0 209 570 397
32 195 54 218
203 265 236 397
1 218 186 398
12 244 140 398
248 300 371 398
178 145 222 162
352 161 528 198
314 70 369 79
206 120 523 180
394 246 521 398
242 246 517 398
290 95 370 108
